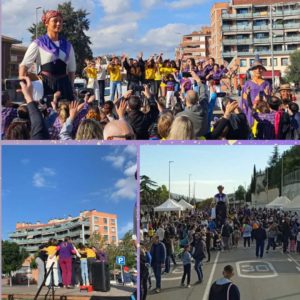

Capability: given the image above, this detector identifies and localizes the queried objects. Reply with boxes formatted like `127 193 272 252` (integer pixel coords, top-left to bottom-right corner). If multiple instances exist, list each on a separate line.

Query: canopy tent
284 195 300 211
266 196 291 209
154 199 184 212
178 199 194 210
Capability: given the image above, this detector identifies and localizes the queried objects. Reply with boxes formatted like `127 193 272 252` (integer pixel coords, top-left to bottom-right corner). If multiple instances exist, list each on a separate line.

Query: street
148 243 300 300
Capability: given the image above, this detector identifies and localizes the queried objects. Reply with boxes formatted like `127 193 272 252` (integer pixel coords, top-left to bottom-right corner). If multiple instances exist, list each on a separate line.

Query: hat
279 84 292 92
249 60 267 71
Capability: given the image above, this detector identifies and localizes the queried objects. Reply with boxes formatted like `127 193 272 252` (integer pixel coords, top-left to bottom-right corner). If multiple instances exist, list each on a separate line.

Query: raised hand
116 99 127 119
69 101 80 121
19 76 33 103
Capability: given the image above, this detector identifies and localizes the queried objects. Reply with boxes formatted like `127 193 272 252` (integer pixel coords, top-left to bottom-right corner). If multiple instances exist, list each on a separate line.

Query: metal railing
34 262 55 300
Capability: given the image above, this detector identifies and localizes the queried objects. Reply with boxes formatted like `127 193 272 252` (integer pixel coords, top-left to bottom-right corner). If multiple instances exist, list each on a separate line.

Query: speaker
91 261 111 292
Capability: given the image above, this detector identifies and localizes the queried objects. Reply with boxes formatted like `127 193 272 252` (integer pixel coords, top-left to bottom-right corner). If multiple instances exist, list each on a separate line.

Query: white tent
284 195 300 211
178 199 194 210
154 199 184 212
266 196 291 209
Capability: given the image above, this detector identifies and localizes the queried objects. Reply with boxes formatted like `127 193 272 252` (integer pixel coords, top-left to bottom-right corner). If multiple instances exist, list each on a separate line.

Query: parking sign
116 256 126 265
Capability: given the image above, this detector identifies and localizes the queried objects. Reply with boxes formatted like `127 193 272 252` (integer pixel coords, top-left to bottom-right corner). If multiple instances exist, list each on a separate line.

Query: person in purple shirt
95 247 108 263
58 236 76 288
240 60 272 128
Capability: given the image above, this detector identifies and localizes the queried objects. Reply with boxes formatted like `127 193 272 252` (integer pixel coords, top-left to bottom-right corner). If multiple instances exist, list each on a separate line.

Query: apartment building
215 0 300 77
9 210 118 255
175 26 211 61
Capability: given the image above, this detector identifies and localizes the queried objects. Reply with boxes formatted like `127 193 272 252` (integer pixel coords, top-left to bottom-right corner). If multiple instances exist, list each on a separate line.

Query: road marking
287 254 300 268
203 251 220 300
236 261 278 278
288 258 292 262
161 276 182 281
296 267 300 272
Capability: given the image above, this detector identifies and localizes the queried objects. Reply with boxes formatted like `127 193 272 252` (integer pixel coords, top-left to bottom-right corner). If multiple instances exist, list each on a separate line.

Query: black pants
154 80 161 98
283 238 289 253
170 253 176 265
244 237 251 247
181 264 191 285
87 258 96 284
141 276 148 300
206 244 211 261
72 260 81 285
98 80 105 105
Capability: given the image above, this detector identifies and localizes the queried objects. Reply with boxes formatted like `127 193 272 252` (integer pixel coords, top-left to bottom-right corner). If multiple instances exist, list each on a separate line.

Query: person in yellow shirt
145 58 156 94
45 238 59 287
83 60 99 91
159 60 177 97
86 246 96 285
107 57 123 101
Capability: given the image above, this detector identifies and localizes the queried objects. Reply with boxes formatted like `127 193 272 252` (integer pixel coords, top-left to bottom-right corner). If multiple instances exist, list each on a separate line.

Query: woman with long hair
167 116 195 140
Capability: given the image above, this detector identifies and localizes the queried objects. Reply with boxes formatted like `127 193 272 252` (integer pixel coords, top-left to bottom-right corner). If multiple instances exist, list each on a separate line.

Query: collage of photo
1 0 300 300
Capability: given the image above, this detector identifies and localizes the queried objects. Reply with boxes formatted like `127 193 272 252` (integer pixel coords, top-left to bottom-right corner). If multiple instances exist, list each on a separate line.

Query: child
78 243 89 287
181 244 192 288
164 74 176 109
233 226 241 248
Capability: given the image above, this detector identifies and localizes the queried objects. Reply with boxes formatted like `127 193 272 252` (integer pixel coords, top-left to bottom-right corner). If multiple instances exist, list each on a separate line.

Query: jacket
150 242 166 266
209 278 240 300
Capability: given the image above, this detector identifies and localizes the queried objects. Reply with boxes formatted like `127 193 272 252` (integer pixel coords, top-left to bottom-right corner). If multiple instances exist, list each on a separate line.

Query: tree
235 185 246 201
286 50 300 84
87 232 105 249
156 184 169 204
250 165 257 194
140 175 158 207
196 198 213 210
28 1 93 73
2 241 29 286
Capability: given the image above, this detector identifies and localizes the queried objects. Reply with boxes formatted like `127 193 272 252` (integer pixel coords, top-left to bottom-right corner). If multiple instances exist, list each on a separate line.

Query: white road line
296 267 300 272
288 258 292 262
203 251 220 300
287 254 300 268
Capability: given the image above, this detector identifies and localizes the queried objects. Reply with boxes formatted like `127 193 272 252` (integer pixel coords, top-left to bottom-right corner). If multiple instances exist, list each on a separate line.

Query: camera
182 72 192 78
5 79 26 90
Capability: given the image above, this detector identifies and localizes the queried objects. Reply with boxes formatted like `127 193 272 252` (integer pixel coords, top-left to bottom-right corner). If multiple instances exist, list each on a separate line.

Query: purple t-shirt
58 242 74 259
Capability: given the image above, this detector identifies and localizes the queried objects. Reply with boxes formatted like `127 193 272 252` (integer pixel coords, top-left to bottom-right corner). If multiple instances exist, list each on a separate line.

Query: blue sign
116 256 126 265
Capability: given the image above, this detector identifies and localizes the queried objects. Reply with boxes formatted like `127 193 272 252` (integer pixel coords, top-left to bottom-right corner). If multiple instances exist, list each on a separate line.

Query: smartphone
5 79 26 90
216 92 227 98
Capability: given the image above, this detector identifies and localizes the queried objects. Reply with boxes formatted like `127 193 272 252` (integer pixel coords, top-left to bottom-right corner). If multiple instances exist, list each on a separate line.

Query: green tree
156 184 169 204
87 232 106 249
2 241 29 286
140 175 158 207
28 1 93 73
286 50 300 84
196 198 213 210
235 185 246 201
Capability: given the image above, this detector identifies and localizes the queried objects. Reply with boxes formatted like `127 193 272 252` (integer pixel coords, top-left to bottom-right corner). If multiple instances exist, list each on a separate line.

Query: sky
2 0 227 58
140 145 292 200
2 145 137 240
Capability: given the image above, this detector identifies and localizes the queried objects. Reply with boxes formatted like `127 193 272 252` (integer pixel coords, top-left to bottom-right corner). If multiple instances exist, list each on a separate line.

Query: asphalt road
148 242 300 300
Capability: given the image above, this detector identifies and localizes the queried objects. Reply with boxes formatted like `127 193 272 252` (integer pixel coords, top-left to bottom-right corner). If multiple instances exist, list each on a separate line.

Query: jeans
35 257 45 289
80 259 89 285
181 264 191 285
194 258 203 281
152 264 162 289
256 240 265 258
244 237 251 247
154 80 161 98
59 257 72 286
110 81 122 101
266 237 276 251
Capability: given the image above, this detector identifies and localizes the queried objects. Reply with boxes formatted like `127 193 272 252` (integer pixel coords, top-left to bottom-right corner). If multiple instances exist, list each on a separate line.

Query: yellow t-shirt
46 246 57 256
159 67 177 87
107 65 122 82
85 67 98 79
155 64 162 81
86 248 96 258
145 68 155 80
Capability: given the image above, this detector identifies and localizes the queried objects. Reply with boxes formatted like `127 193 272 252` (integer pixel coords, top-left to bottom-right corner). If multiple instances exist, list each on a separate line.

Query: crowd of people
140 186 300 299
2 9 299 141
35 236 108 290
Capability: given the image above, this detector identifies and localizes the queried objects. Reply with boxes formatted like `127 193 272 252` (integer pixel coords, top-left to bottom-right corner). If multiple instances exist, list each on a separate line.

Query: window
281 58 289 66
94 216 99 223
103 218 108 224
261 59 267 66
104 226 108 231
112 236 116 242
104 235 109 241
94 225 99 231
111 219 115 225
270 58 277 66
240 59 247 67
111 227 116 233
250 59 255 67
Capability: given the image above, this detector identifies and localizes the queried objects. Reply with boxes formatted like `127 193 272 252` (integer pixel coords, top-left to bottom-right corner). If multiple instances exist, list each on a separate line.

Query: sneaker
187 284 191 288
195 280 202 284
155 288 161 293
266 251 269 253
181 283 185 287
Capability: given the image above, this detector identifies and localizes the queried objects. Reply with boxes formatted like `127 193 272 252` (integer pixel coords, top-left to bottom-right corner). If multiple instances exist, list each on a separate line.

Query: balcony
222 13 253 19
254 38 270 44
222 25 252 32
273 37 284 43
253 11 269 18
253 25 269 31
284 23 300 29
285 36 300 42
223 52 237 57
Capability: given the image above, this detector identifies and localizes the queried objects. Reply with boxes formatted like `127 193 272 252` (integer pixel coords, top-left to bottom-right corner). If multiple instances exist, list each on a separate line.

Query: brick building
9 210 118 255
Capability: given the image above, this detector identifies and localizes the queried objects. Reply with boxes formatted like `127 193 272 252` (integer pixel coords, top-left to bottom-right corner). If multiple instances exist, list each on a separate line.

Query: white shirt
156 227 165 241
96 63 107 81
20 40 76 73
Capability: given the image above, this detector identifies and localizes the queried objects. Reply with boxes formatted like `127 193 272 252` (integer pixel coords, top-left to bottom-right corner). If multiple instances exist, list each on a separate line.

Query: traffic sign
116 256 126 265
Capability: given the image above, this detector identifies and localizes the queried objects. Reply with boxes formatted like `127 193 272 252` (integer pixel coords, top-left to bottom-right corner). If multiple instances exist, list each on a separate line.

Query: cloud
124 145 137 156
124 164 137 177
32 167 56 188
119 221 133 236
111 176 136 201
103 154 126 169
141 0 161 9
168 0 209 9
99 0 132 15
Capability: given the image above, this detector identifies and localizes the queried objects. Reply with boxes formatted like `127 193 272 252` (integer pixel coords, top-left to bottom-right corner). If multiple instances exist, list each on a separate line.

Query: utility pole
168 161 174 199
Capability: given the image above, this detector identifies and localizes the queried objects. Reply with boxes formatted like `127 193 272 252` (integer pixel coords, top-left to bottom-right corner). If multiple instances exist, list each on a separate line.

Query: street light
168 161 174 199
281 156 284 196
35 7 42 40
188 174 192 203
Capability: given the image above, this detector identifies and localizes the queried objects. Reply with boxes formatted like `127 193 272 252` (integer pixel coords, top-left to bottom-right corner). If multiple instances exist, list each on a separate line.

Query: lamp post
35 7 42 40
269 4 275 90
188 174 192 203
281 156 284 196
168 161 174 199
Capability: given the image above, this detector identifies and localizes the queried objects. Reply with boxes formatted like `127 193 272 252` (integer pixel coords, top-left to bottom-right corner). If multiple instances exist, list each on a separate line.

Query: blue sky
2 145 137 240
140 145 292 199
2 0 227 57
